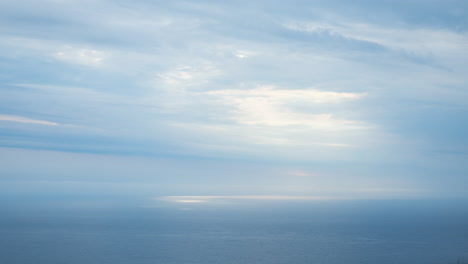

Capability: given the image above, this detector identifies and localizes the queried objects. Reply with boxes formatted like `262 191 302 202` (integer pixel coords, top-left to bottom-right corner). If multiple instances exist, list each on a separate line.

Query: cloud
1 0 468 199
282 19 468 67
206 85 367 129
234 50 255 59
155 64 222 89
0 114 59 126
209 85 364 103
53 46 105 67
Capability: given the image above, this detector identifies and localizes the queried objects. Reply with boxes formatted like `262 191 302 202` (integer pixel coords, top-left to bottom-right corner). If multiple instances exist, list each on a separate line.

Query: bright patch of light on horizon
174 199 206 203
159 195 350 203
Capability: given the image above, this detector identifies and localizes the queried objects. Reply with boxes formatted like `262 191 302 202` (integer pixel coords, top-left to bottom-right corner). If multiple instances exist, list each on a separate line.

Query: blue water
1 199 467 264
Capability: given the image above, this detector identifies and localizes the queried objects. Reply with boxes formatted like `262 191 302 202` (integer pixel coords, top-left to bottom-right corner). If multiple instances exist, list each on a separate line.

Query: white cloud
155 64 222 89
235 50 254 59
156 65 195 86
206 85 366 129
53 47 105 67
0 114 59 126
209 85 363 103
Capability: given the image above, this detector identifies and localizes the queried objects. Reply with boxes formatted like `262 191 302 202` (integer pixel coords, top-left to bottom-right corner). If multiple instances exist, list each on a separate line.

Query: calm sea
1 199 467 264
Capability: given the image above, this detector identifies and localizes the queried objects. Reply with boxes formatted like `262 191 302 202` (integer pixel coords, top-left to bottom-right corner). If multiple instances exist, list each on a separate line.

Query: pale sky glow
1 0 468 202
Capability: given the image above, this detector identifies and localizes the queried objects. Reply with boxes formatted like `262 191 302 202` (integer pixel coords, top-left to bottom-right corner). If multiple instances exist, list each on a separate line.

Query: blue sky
1 0 468 203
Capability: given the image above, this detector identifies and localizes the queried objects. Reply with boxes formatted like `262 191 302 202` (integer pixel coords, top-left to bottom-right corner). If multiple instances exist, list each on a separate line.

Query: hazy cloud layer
1 0 468 200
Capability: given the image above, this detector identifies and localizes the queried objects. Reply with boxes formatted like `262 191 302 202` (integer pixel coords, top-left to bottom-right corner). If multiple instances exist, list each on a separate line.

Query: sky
1 0 468 204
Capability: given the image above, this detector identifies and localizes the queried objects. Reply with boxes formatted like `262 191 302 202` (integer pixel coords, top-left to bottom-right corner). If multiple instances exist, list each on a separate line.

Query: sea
1 198 467 264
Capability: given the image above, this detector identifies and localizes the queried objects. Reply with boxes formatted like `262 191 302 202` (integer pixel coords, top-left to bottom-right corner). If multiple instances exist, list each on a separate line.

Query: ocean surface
1 199 467 264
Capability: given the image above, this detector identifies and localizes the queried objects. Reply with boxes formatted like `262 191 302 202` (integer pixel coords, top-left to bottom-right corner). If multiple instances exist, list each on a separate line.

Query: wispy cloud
53 47 105 67
282 19 468 67
0 114 59 126
155 64 222 90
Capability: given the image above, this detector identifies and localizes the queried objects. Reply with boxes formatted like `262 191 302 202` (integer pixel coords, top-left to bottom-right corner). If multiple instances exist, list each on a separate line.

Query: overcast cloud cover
1 0 468 203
